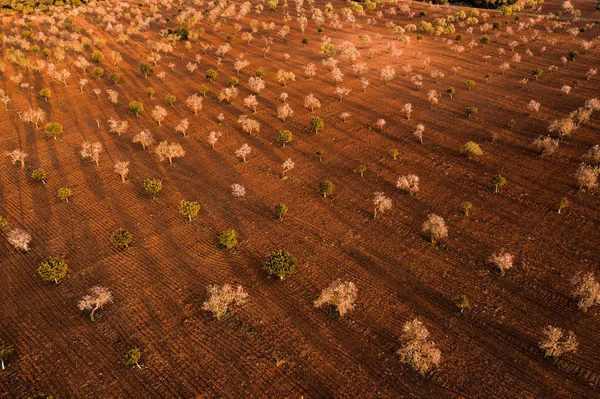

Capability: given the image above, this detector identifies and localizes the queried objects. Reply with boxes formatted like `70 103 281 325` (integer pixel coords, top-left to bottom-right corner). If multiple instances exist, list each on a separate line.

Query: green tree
0 341 14 370
455 295 470 313
39 88 51 101
108 72 121 84
460 141 483 158
461 201 473 216
198 85 209 97
111 228 133 249
146 87 155 99
123 348 142 369
531 68 543 80
319 180 334 198
144 179 162 198
128 101 144 116
91 50 104 62
465 106 478 119
310 116 324 133
492 174 506 193
465 80 476 91
274 203 288 221
219 229 238 249
446 86 455 99
139 63 153 78
164 94 176 106
227 76 239 87
0 215 7 229
38 256 68 284
31 168 46 184
179 200 200 222
276 130 292 147
568 50 578 61
44 122 62 139
57 187 72 202
206 69 217 81
93 67 104 79
479 36 489 45
263 249 296 280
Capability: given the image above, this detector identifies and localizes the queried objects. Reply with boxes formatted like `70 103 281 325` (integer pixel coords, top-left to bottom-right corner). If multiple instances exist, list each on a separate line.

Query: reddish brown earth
0 0 599 398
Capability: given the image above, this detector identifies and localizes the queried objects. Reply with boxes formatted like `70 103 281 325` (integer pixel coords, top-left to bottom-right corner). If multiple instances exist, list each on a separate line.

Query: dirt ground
0 0 599 397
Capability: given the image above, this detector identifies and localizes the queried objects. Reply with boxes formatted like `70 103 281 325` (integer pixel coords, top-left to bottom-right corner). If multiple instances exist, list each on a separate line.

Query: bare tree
202 284 248 320
571 272 600 311
80 142 103 165
396 318 442 374
132 130 155 150
373 192 392 219
155 141 185 164
6 150 27 168
235 143 251 163
77 286 113 321
539 326 578 359
488 251 514 275
114 161 130 182
314 280 357 317
6 228 31 251
396 175 419 196
422 214 448 244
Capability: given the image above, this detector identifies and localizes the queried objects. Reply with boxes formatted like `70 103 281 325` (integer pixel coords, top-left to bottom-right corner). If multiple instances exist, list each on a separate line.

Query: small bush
274 203 288 220
460 141 483 158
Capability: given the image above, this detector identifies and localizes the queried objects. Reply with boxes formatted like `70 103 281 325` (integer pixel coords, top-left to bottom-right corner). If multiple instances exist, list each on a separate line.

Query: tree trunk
90 306 98 322
1 359 4 370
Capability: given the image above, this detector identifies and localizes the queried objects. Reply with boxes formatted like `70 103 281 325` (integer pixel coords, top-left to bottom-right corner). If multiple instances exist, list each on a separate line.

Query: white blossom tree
77 286 113 321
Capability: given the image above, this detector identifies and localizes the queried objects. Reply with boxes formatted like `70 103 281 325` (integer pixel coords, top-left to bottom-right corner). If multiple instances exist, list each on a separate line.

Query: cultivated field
0 0 599 397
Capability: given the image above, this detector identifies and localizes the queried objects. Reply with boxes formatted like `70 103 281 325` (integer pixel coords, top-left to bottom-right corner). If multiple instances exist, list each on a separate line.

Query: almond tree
532 136 559 157
585 145 600 165
281 158 294 178
248 76 265 94
108 118 129 136
396 175 419 196
277 103 294 122
380 65 396 84
238 115 261 135
235 143 251 163
575 163 598 191
185 94 203 115
561 85 571 95
548 118 576 138
276 70 296 86
376 119 386 132
402 103 412 120
244 95 258 112
175 119 190 137
207 131 223 149
77 286 113 321
539 326 578 360
218 87 239 104
231 183 246 198
373 192 392 219
0 89 10 110
132 130 155 150
489 251 514 275
80 142 103 165
334 86 351 101
6 150 27 168
155 141 185 164
106 89 119 106
202 284 248 320
422 214 447 244
571 272 600 311
114 161 130 182
305 63 316 79
360 78 370 93
234 58 249 75
78 78 88 92
6 228 31 251
22 107 47 128
527 100 541 117
414 124 425 144
396 318 442 374
151 106 168 126
304 94 321 112
314 280 357 317
427 90 439 109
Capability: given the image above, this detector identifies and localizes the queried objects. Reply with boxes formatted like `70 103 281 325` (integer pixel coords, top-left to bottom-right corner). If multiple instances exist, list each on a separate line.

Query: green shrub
310 117 324 133
123 348 142 368
144 179 162 198
179 200 200 222
276 130 292 147
460 141 483 158
111 228 133 249
219 229 238 249
319 180 334 198
128 101 144 116
206 68 217 81
274 203 288 220
44 122 62 139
